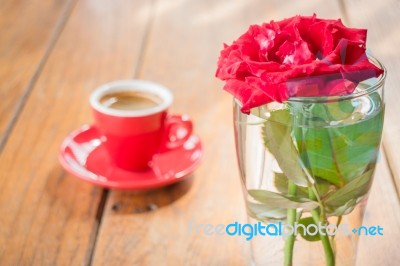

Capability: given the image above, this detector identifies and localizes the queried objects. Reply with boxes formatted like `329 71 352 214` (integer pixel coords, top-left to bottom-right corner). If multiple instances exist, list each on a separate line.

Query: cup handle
160 114 193 151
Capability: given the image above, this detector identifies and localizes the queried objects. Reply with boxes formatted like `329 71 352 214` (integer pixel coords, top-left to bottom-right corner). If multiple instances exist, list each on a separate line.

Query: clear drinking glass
233 58 385 266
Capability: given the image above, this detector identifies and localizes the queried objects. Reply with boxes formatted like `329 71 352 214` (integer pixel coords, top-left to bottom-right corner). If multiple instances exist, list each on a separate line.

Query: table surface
1 0 400 265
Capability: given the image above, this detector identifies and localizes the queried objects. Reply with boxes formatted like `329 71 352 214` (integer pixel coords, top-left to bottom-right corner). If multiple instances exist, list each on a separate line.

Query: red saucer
59 124 203 190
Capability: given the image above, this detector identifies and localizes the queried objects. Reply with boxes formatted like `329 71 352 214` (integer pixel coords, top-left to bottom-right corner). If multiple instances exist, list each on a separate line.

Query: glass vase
233 58 385 266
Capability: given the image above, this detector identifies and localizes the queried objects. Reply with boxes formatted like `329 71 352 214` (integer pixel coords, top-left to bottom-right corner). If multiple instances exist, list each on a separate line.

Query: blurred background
0 0 399 265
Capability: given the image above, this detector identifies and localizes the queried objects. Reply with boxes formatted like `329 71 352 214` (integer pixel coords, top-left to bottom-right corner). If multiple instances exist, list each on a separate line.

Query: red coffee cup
89 80 192 171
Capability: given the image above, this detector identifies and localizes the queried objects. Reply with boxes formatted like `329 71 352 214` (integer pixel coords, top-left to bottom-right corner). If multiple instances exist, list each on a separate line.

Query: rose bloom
216 14 383 113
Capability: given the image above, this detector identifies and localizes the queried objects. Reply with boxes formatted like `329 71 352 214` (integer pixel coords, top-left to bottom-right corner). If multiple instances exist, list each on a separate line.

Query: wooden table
0 0 399 265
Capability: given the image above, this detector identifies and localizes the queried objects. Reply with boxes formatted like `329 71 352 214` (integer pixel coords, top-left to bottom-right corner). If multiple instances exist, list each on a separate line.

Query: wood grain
91 1 345 265
0 0 152 265
0 0 75 150
356 153 400 265
341 0 400 201
0 0 398 265
339 2 400 264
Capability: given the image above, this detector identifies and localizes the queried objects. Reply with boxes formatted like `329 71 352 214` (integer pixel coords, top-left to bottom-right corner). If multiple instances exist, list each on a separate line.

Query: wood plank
356 153 400 265
338 2 400 264
0 0 75 150
91 1 344 265
0 0 152 265
341 0 400 200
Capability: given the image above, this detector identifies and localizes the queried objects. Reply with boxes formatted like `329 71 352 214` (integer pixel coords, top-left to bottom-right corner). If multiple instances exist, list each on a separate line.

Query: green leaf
294 126 345 187
297 217 321 242
273 172 289 193
291 94 383 186
325 100 356 121
325 199 357 216
290 102 344 187
262 109 309 187
273 172 310 198
328 111 383 183
323 169 374 212
249 189 319 211
313 177 334 197
246 202 287 221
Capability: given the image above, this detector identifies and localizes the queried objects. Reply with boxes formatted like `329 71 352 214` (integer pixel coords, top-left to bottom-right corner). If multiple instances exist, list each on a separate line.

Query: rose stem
284 180 297 266
309 189 335 266
332 215 342 242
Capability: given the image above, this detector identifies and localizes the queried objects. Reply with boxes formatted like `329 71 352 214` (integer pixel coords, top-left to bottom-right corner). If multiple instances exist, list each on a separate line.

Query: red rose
216 14 384 113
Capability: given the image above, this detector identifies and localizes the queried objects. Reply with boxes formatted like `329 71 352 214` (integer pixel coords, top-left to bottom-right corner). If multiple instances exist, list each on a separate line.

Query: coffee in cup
89 80 192 171
100 91 161 111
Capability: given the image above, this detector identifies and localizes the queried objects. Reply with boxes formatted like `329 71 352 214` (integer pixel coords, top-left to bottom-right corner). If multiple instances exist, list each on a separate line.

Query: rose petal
223 79 273 113
216 15 384 112
323 79 357 96
286 76 326 97
276 40 313 65
246 76 288 103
